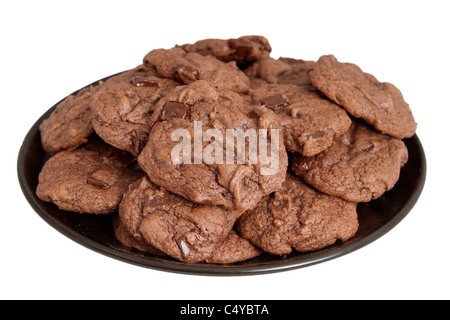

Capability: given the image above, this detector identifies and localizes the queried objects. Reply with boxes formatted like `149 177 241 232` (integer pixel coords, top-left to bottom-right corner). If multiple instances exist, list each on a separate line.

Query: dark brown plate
17 74 427 276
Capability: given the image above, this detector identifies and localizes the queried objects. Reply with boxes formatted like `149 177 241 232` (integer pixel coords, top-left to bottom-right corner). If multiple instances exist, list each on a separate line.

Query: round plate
17 74 427 276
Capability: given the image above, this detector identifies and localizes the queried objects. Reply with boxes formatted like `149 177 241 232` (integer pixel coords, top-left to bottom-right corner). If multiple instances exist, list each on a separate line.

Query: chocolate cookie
138 80 288 212
36 139 144 214
245 57 316 89
115 213 260 264
91 71 179 156
308 55 417 139
237 174 358 256
39 65 161 154
292 121 408 203
118 176 239 264
143 46 250 93
250 83 352 156
39 84 100 154
180 35 272 68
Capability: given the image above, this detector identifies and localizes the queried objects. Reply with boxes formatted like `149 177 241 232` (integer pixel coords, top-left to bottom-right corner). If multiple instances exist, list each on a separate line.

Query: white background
1 0 449 300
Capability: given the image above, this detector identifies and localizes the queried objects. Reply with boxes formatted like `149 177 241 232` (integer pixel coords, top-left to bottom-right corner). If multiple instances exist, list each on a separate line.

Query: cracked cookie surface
36 139 144 214
181 35 272 68
138 81 288 212
118 176 239 263
250 83 351 156
309 55 417 139
39 84 100 154
237 174 358 255
143 46 250 93
292 121 408 202
91 65 179 156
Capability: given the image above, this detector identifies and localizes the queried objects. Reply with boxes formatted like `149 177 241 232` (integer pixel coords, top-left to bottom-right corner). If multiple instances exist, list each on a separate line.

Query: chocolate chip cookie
91 70 179 156
143 46 250 93
309 55 417 139
118 176 239 263
39 84 100 154
292 121 409 203
245 56 317 90
250 83 352 156
237 173 359 255
180 35 272 68
138 80 288 212
36 139 144 214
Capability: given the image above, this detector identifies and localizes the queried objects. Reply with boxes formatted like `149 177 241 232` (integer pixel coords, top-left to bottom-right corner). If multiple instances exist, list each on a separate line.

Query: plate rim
17 73 427 276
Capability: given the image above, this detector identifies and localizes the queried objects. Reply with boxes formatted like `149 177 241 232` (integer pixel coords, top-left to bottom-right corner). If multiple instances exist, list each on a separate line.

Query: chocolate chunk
229 38 254 59
310 130 326 139
248 108 265 119
363 144 375 153
292 157 315 174
175 233 194 257
145 63 158 73
174 64 200 83
131 76 159 87
130 130 148 155
87 176 111 189
162 101 190 120
144 191 170 209
260 94 289 110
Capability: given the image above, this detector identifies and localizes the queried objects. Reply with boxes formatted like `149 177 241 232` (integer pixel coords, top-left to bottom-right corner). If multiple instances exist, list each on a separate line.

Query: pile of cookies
36 36 416 264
